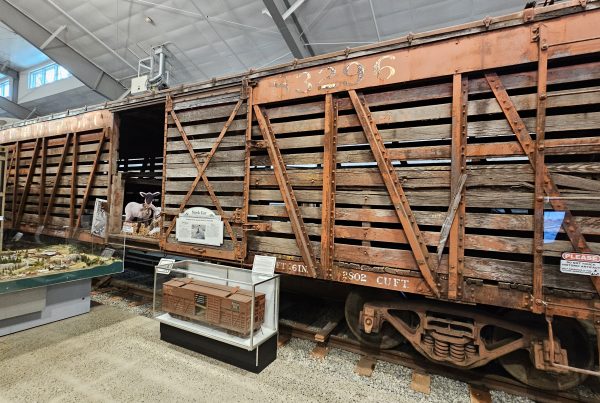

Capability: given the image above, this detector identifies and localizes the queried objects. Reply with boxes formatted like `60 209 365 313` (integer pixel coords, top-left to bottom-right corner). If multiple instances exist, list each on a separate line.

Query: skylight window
28 64 71 89
0 79 9 98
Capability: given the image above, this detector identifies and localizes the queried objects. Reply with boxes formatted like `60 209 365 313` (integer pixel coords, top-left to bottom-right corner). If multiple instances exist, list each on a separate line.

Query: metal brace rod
254 105 319 278
321 93 338 280
348 90 440 297
485 73 600 295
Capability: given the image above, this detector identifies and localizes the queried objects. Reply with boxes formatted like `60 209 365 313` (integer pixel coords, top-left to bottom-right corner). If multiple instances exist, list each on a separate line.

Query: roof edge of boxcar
0 0 595 136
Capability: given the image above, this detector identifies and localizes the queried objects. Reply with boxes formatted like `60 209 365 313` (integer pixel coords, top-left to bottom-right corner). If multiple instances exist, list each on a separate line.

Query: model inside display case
0 243 120 282
162 278 265 337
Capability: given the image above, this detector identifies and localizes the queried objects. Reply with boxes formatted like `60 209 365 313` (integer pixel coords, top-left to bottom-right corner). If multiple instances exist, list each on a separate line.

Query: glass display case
153 260 279 351
0 227 124 336
0 228 124 295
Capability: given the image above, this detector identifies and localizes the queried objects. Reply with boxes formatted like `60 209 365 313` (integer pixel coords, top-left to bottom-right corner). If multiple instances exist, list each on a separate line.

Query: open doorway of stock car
110 103 165 249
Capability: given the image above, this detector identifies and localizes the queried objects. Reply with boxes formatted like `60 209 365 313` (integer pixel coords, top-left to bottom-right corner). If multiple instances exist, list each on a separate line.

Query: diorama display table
154 260 280 373
0 248 123 337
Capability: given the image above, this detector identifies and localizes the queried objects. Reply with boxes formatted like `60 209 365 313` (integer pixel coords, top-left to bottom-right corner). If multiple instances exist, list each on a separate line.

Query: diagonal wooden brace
348 90 440 297
164 99 243 251
436 173 467 264
15 137 41 226
254 105 319 278
42 133 72 228
485 73 600 294
74 131 106 232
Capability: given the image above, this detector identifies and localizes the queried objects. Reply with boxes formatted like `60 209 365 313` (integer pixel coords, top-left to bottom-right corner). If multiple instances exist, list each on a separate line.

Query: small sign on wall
176 207 224 247
560 252 600 276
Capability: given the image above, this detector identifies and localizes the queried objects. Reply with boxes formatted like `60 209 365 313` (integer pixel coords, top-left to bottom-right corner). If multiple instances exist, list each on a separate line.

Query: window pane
0 82 8 98
45 66 56 84
57 66 70 80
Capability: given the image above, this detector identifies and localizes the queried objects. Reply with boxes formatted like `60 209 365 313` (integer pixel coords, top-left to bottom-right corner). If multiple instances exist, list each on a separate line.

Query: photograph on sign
176 215 223 247
91 199 108 238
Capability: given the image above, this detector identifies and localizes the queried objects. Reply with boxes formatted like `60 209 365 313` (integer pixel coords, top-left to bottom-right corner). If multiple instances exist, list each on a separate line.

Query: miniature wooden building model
162 278 265 336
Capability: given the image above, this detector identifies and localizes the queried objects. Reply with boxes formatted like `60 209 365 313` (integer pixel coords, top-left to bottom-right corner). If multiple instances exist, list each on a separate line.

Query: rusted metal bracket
542 315 600 377
163 99 243 255
448 73 469 300
321 93 338 280
485 72 600 297
248 140 267 149
348 90 440 298
242 222 272 232
253 105 319 278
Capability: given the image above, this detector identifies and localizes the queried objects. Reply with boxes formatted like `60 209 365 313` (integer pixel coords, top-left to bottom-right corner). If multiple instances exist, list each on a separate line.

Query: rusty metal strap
253 104 319 278
348 90 440 297
485 73 599 294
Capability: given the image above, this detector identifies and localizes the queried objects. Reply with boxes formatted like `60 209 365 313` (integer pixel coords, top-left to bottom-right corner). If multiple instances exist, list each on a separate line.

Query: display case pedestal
0 279 91 337
160 322 277 373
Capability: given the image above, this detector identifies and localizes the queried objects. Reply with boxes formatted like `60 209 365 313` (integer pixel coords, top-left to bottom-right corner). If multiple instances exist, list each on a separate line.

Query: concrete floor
0 304 527 403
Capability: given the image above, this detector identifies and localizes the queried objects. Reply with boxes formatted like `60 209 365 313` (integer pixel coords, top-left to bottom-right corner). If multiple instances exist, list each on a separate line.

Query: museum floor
0 304 520 402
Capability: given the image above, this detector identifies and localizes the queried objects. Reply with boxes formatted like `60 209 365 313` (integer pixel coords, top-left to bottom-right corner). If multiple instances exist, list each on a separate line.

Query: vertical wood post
39 137 46 220
69 133 79 229
241 83 254 261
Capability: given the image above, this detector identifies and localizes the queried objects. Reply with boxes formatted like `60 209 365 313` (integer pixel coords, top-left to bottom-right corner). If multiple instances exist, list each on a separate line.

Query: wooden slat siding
247 55 600 300
162 90 248 253
3 121 112 238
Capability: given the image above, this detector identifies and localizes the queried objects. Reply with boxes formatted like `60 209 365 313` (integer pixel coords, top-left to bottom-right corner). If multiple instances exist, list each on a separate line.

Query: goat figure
124 192 161 224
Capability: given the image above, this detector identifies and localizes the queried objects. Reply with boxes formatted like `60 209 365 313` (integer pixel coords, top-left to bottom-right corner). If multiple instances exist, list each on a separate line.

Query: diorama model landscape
0 244 120 282
162 277 266 337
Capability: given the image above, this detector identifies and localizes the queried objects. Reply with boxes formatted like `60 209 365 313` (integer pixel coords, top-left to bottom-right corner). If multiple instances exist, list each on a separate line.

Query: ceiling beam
0 63 18 80
0 96 35 119
262 0 312 59
0 0 127 100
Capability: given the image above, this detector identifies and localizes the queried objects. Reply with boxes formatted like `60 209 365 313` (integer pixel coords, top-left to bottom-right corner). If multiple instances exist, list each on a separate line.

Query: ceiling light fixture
145 16 154 24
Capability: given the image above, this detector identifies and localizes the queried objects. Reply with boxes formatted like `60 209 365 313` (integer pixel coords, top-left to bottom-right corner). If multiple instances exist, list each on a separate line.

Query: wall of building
17 61 85 104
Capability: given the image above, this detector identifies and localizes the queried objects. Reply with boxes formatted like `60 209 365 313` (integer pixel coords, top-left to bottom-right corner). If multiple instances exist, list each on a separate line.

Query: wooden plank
411 371 431 394
469 385 492 403
355 356 377 377
74 132 107 231
42 133 72 228
310 342 329 359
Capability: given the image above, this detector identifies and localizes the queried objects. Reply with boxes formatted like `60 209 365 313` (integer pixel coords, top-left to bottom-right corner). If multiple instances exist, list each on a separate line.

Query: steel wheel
344 290 405 350
493 312 594 391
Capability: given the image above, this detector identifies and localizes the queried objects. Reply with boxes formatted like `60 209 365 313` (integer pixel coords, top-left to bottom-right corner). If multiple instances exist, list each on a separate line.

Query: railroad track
279 318 598 403
99 274 599 402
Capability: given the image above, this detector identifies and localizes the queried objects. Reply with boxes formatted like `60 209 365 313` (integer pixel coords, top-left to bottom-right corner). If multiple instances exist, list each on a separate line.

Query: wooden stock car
162 278 265 336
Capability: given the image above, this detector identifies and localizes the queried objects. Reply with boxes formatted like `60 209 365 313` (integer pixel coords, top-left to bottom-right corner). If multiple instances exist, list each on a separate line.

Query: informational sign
91 199 108 238
252 255 277 276
560 252 600 276
176 207 223 247
157 258 175 274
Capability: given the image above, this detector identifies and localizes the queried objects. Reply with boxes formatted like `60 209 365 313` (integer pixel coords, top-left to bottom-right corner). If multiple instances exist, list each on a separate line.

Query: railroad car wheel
344 290 405 350
493 313 594 391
